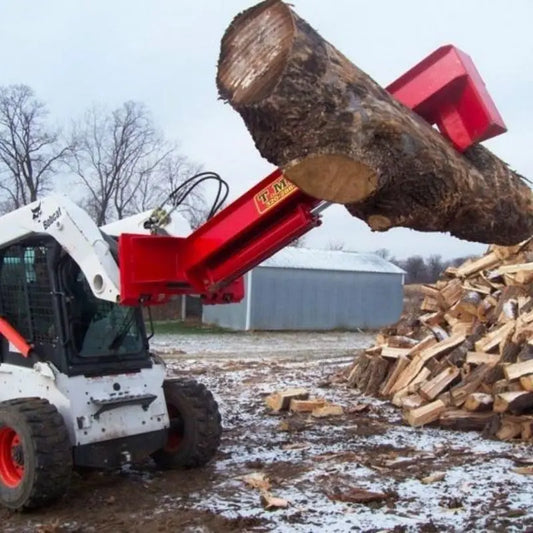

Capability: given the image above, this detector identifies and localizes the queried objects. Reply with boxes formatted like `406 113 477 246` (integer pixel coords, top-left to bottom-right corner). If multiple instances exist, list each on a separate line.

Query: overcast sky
0 0 531 259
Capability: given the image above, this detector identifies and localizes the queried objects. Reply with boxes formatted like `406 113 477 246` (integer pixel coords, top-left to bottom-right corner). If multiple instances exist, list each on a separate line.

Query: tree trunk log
217 0 533 245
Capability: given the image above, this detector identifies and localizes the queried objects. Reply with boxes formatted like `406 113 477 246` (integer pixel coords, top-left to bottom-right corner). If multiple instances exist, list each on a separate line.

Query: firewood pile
345 238 533 441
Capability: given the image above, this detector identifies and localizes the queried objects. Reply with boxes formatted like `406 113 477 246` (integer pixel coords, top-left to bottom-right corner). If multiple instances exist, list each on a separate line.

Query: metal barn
202 248 405 331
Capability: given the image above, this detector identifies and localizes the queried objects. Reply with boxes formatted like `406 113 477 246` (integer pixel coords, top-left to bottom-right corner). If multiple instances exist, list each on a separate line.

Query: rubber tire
152 379 222 469
0 398 72 510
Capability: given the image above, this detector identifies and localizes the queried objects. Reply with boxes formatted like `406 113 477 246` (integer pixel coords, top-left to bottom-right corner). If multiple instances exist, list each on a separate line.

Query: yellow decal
254 175 297 214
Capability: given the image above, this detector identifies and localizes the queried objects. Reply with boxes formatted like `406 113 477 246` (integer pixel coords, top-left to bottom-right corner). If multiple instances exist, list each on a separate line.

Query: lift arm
0 196 121 303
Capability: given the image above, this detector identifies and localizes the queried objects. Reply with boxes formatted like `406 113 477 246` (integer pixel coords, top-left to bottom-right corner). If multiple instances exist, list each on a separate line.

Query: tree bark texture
217 0 533 245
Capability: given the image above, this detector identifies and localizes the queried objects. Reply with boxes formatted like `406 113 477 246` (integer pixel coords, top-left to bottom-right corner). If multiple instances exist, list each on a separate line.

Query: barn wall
202 272 250 330
249 268 403 330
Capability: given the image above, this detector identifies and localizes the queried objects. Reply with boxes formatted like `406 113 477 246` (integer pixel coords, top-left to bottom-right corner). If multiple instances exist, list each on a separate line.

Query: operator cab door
0 240 63 369
57 254 153 376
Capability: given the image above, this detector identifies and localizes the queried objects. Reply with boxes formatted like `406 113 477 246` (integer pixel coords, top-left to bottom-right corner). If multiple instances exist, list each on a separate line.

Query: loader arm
0 196 121 303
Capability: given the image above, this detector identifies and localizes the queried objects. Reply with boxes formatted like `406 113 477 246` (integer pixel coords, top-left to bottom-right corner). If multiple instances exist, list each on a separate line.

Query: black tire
0 398 72 510
152 379 222 469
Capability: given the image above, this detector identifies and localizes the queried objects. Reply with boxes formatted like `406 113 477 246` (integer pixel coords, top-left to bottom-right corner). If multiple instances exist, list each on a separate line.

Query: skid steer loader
0 169 325 510
0 200 225 510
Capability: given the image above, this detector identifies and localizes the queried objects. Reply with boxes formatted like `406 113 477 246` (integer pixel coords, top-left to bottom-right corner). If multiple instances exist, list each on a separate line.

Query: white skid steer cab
0 192 223 510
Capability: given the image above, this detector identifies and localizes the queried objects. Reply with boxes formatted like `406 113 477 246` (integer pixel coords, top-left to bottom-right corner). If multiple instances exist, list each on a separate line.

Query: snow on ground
2 330 531 532
156 331 533 532
151 330 374 359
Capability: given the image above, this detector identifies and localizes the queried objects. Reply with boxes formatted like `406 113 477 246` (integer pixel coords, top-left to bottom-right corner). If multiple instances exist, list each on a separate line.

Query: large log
217 0 533 245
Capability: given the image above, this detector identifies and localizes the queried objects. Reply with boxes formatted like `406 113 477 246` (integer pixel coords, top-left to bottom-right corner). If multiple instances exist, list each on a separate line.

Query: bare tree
427 254 445 282
450 255 477 267
71 101 171 225
400 255 428 284
0 84 71 211
139 154 211 230
373 248 391 260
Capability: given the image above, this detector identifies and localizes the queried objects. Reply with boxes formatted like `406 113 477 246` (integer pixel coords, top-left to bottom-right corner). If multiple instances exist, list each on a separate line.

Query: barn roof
259 247 405 274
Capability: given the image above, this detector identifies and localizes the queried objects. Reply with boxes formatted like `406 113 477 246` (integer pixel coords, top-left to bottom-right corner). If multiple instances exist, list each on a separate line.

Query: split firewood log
217 0 533 244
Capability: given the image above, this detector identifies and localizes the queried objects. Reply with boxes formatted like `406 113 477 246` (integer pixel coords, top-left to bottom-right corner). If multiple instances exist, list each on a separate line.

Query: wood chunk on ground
311 403 344 418
290 398 326 412
345 403 370 414
512 465 533 475
421 472 446 484
265 388 309 411
242 472 271 491
260 491 289 510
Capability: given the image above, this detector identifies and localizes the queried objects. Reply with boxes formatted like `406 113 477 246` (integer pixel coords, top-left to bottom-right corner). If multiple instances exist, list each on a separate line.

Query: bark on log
217 0 533 245
438 410 494 432
351 354 372 390
364 356 390 396
493 391 533 415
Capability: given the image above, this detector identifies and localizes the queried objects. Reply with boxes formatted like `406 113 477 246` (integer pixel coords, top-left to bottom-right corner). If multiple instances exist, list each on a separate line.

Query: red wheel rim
164 404 183 452
0 427 24 488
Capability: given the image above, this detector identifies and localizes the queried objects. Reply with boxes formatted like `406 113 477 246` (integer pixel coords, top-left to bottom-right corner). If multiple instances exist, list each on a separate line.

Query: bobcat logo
31 203 42 220
43 208 62 230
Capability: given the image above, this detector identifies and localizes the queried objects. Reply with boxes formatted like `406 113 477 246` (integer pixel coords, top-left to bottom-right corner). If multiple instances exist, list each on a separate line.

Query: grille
0 245 56 344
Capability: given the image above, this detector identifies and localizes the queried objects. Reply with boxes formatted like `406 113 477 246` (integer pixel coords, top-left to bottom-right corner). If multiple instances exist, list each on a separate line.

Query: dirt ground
2 331 533 532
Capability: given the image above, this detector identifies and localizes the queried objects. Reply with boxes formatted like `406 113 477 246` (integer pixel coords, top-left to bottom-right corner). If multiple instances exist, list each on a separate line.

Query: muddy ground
2 331 533 532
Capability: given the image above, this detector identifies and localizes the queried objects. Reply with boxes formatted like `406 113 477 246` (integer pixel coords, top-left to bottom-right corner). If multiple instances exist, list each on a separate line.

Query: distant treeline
383 252 476 284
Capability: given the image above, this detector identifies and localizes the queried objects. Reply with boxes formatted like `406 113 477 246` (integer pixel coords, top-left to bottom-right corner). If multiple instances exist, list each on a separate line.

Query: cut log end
217 0 293 105
285 154 377 203
368 215 393 231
